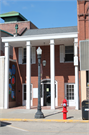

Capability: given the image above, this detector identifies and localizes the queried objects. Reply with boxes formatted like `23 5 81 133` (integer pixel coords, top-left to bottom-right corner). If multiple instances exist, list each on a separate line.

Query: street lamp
35 47 44 118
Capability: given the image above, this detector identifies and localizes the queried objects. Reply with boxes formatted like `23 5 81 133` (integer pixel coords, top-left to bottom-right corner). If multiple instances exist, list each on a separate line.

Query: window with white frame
23 84 32 100
65 46 74 62
23 48 26 64
18 47 36 64
60 45 74 63
66 84 74 100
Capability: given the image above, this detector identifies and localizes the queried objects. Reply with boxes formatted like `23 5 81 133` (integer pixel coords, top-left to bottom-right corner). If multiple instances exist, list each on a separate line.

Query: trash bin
82 100 89 120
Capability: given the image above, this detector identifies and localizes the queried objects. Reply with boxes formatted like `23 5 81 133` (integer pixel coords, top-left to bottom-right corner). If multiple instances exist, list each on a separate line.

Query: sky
0 0 77 29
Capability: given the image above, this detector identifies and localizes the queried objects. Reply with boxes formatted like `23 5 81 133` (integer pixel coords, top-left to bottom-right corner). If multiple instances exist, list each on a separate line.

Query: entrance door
44 84 51 106
65 83 75 106
22 84 32 106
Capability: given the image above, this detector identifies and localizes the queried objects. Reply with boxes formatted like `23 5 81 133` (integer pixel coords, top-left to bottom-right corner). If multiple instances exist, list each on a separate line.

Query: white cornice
2 32 78 43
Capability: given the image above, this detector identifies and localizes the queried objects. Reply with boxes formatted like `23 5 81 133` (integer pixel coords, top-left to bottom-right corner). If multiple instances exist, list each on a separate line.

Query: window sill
64 61 73 63
19 63 36 65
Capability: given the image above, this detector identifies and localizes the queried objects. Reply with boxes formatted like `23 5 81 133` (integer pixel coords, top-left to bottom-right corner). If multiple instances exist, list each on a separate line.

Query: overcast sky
0 0 77 28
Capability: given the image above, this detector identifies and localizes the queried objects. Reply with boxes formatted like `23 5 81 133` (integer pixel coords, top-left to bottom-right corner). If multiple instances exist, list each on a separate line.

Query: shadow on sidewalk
67 116 74 119
45 111 62 118
0 122 11 127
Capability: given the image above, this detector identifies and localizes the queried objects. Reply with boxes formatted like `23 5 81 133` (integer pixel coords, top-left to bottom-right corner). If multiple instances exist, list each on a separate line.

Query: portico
2 28 78 110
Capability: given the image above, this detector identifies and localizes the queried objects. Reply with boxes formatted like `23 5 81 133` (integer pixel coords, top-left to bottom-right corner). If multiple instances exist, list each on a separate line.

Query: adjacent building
77 0 89 103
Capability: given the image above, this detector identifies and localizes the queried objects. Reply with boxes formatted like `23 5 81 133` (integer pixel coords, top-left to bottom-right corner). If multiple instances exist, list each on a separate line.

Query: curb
0 118 89 123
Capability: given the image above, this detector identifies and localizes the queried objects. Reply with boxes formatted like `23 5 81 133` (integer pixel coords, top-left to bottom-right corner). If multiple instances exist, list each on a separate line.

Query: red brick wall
77 1 89 108
13 45 75 106
77 1 89 42
33 99 38 106
0 21 37 35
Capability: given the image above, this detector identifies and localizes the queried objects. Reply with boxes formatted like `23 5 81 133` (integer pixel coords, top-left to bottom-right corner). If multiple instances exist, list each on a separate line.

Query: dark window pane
23 48 26 63
72 96 74 100
65 54 73 61
86 71 89 87
65 46 74 54
24 93 26 100
24 48 26 55
24 85 26 92
23 58 26 63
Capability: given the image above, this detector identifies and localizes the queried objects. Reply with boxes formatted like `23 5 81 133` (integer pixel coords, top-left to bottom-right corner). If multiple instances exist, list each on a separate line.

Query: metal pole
35 54 44 118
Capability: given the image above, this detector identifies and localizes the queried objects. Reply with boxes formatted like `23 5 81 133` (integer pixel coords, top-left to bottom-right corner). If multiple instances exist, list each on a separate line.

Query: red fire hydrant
61 99 68 119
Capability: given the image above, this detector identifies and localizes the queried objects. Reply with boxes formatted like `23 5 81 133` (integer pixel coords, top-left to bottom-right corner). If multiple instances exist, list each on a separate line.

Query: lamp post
35 47 44 118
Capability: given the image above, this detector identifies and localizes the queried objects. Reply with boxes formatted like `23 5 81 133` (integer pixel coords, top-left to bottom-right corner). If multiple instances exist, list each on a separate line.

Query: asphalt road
0 121 89 135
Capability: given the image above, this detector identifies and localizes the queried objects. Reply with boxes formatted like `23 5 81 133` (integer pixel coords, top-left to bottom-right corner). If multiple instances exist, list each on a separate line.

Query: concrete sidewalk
0 107 84 122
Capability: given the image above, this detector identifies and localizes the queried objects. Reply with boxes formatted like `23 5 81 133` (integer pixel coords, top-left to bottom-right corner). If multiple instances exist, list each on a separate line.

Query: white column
50 39 55 110
26 41 31 109
74 38 79 110
4 43 9 109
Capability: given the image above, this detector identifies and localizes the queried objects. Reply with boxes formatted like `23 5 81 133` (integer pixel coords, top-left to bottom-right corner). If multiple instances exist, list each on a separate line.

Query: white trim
4 43 9 109
74 38 79 110
65 83 75 107
56 81 58 107
2 33 78 43
22 83 33 106
0 56 5 59
50 40 55 109
26 41 31 109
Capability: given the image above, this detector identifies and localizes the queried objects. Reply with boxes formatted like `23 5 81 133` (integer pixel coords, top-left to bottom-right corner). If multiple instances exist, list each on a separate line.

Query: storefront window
86 71 89 87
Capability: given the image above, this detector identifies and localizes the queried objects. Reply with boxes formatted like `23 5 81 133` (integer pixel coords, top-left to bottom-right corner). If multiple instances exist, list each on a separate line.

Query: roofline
19 13 27 21
0 29 13 36
25 26 77 31
0 12 27 21
2 32 78 43
0 20 30 24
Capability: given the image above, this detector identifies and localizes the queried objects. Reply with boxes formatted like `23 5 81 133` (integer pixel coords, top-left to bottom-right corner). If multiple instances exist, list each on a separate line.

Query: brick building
77 0 89 103
0 10 79 110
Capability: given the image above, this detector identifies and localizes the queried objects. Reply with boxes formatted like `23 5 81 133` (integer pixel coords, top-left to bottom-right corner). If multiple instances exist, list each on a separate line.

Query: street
0 121 89 135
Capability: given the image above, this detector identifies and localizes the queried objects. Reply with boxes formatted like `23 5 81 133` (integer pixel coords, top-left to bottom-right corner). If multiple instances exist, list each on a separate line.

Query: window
18 47 36 64
86 71 89 99
66 84 74 100
60 45 74 63
86 71 89 87
23 84 32 100
23 48 26 64
65 46 74 62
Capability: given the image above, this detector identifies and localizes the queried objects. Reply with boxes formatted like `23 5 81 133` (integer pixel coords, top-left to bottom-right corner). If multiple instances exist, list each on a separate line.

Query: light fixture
36 47 42 55
42 60 46 67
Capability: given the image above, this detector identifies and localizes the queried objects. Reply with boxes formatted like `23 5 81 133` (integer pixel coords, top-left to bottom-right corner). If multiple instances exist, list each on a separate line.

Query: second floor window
65 46 74 62
60 45 74 63
23 48 26 64
19 47 36 64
